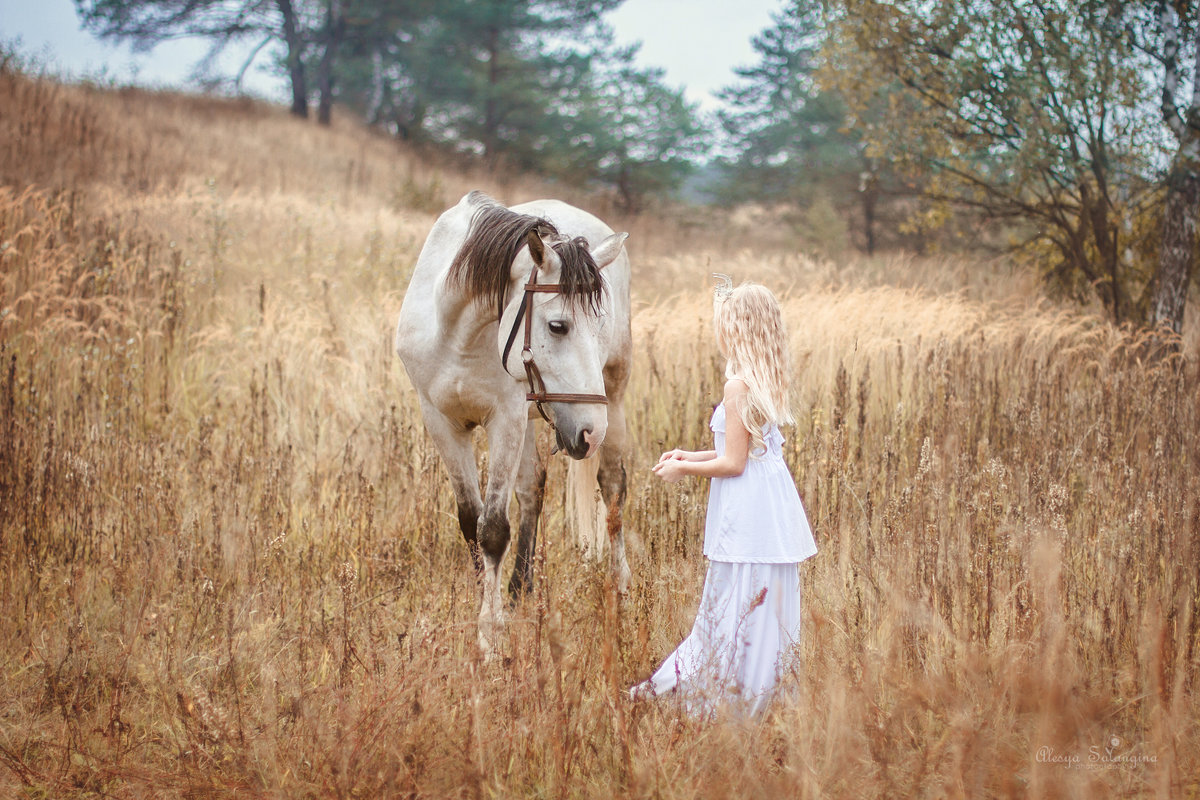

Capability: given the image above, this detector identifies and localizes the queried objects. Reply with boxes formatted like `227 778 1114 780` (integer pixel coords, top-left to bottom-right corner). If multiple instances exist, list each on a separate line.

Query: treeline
73 0 706 213
75 0 1200 333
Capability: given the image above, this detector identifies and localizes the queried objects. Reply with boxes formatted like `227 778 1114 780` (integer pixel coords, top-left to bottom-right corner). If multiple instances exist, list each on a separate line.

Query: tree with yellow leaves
823 0 1197 333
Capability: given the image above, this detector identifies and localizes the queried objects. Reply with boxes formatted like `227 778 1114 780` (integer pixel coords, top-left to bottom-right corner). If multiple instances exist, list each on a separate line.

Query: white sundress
633 402 817 717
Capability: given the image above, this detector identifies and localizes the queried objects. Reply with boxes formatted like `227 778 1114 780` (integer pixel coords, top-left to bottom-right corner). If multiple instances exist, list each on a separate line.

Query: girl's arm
652 380 750 483
657 448 717 463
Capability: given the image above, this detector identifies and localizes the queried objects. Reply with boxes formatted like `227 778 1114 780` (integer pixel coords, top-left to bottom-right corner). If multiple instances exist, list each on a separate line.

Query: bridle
500 258 608 426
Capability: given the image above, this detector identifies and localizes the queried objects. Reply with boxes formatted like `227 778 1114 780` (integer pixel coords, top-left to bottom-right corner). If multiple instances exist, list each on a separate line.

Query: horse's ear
526 228 546 266
591 232 628 269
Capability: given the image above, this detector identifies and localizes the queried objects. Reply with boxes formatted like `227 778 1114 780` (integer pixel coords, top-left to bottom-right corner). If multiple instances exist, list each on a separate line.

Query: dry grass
1 65 1198 798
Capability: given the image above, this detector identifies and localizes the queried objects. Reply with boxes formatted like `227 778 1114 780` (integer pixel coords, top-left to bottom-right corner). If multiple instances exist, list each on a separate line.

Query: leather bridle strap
500 280 555 375
499 262 608 426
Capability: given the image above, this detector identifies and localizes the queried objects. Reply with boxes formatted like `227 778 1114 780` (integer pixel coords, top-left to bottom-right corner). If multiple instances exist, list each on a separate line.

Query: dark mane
447 197 605 319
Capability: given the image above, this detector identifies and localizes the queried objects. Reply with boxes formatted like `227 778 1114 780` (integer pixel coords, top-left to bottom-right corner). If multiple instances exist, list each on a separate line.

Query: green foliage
0 39 28 76
390 0 618 161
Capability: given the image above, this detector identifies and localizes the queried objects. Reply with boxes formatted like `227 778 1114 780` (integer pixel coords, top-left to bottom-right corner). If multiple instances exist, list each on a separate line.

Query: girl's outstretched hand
652 458 686 483
657 449 687 464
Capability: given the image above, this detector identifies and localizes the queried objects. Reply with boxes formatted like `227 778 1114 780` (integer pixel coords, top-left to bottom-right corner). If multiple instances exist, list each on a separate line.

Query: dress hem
703 553 816 564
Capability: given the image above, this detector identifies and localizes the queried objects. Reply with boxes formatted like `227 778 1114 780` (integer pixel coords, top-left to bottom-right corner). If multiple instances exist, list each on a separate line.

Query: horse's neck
435 280 499 352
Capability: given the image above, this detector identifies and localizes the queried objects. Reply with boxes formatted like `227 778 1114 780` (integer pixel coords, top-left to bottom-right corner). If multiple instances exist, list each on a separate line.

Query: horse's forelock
553 237 606 315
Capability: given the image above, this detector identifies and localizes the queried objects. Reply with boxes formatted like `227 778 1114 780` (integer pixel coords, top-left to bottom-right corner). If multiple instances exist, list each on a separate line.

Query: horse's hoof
478 633 501 663
477 617 504 663
616 562 631 595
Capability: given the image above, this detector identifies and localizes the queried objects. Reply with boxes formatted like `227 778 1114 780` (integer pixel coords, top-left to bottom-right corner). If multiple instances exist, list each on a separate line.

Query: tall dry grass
1 65 1197 798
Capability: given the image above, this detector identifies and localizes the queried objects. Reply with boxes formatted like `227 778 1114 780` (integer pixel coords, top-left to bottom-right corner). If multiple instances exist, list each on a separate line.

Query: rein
500 260 608 426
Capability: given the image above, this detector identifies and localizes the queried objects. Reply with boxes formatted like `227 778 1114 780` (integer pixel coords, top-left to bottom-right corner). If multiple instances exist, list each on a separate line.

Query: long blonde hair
713 283 793 455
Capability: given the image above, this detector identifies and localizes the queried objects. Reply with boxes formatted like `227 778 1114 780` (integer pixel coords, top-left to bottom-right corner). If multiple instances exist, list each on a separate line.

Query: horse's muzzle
555 425 601 460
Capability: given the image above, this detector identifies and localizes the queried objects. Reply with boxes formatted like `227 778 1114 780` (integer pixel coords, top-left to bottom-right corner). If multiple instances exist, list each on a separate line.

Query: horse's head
498 227 628 459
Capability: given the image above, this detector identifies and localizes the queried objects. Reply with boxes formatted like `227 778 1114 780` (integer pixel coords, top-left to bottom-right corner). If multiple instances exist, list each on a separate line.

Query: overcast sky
0 0 784 112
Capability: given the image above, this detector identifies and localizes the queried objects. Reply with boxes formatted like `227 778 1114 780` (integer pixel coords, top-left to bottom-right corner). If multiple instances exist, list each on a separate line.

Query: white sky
0 0 784 112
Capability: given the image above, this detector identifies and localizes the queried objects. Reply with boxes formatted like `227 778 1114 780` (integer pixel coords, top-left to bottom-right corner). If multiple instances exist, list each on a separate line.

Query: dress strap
709 402 727 433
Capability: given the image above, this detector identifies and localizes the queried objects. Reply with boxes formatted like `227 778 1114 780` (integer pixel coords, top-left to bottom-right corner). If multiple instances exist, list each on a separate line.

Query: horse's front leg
478 409 528 656
508 423 545 601
597 398 631 594
417 396 483 571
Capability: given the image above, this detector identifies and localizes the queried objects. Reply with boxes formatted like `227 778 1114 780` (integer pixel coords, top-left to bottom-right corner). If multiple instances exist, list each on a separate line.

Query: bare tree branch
1160 0 1187 139
235 34 273 93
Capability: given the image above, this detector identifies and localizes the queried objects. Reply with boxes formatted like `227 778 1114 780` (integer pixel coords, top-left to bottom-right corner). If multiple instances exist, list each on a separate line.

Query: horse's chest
427 366 502 424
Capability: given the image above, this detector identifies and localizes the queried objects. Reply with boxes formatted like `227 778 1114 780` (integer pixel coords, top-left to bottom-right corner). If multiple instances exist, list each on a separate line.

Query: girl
632 277 817 717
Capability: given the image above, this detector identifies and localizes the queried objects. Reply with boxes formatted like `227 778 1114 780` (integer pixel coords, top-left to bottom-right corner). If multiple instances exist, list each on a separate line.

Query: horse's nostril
579 425 604 458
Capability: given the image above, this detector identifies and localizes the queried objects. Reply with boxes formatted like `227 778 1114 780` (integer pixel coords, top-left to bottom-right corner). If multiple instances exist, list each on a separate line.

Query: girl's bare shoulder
723 378 749 404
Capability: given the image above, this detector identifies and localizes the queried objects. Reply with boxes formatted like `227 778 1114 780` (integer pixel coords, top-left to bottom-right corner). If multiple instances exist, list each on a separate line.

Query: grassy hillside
1 64 1198 798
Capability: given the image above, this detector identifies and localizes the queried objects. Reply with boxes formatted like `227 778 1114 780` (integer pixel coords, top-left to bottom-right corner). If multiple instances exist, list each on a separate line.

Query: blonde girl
632 278 817 716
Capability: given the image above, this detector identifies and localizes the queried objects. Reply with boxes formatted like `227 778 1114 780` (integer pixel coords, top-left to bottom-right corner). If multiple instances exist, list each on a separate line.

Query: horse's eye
548 320 569 336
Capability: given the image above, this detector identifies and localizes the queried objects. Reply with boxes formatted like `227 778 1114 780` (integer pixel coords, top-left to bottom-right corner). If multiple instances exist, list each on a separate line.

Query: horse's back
513 197 630 290
512 199 619 255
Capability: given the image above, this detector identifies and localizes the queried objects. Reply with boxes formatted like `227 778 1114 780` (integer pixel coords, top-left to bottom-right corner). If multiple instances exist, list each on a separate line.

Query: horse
395 190 633 654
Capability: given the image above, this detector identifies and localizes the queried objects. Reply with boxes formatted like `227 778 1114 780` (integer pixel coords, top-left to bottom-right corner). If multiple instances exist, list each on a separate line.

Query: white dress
633 402 817 717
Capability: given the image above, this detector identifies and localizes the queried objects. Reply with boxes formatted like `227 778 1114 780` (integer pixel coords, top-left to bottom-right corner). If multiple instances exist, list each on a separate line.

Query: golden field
1 65 1198 798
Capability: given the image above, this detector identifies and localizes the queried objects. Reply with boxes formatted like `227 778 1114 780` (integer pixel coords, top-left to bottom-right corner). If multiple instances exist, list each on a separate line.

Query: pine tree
714 0 897 253
577 45 708 213
333 2 707 210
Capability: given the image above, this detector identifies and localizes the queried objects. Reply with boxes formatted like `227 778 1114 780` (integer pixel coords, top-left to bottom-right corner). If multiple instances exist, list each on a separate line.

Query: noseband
500 260 609 426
